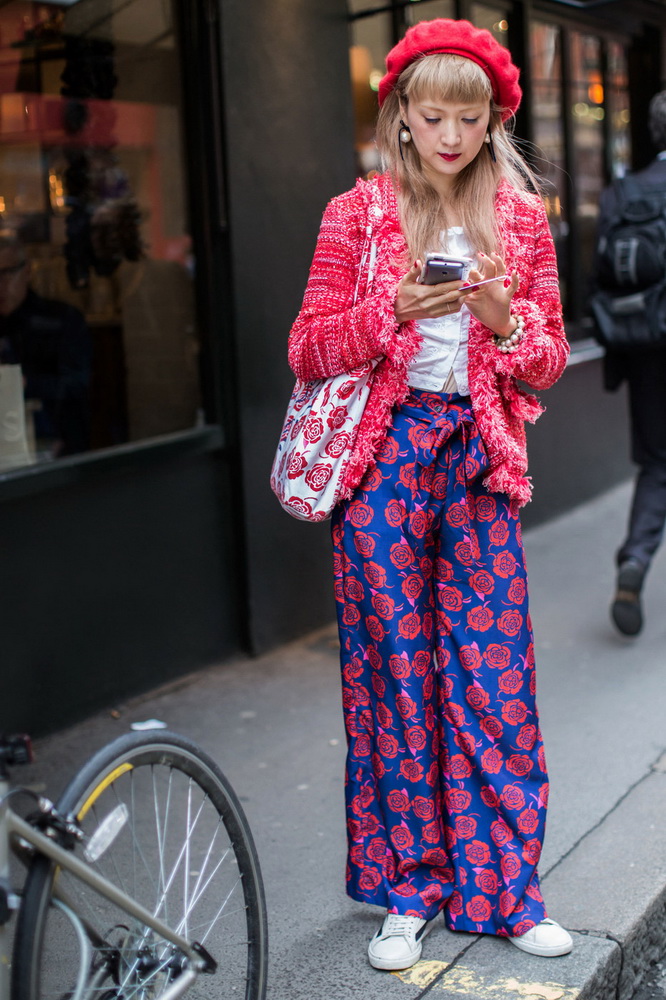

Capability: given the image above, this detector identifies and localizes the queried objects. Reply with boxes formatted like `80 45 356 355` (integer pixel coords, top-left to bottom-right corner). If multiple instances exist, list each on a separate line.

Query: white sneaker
368 912 434 970
509 918 573 957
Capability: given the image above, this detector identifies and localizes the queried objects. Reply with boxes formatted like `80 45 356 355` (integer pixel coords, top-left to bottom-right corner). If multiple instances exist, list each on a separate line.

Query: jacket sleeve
288 188 402 380
491 196 569 390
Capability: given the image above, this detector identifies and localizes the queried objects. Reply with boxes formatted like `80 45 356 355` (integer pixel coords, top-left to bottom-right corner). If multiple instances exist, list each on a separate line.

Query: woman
288 18 572 969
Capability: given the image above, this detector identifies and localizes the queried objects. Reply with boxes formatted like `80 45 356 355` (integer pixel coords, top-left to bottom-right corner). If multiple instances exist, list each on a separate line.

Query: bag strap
353 181 383 305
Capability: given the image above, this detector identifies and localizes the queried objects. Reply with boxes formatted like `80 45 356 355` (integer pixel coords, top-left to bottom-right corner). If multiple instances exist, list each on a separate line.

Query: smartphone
458 274 508 293
420 254 472 285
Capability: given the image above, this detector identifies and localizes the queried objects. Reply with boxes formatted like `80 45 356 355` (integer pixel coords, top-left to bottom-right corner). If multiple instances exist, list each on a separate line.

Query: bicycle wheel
12 730 267 1000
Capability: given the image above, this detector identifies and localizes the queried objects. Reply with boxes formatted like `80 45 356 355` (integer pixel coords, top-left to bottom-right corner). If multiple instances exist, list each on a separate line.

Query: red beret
378 18 521 121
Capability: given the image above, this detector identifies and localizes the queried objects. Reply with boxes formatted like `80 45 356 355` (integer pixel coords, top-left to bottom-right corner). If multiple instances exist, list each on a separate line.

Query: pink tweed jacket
288 172 569 505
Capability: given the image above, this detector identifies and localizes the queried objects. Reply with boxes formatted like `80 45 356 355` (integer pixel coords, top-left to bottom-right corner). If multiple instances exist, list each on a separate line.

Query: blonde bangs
401 54 492 109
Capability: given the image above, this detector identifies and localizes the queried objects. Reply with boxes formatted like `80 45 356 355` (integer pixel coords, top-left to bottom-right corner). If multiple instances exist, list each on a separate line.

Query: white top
407 229 474 394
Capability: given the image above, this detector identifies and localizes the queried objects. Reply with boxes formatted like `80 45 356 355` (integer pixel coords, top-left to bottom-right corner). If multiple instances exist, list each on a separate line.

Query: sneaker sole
509 936 573 957
368 919 434 971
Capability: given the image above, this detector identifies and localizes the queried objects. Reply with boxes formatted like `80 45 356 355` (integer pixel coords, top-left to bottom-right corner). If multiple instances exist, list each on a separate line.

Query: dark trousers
618 350 666 571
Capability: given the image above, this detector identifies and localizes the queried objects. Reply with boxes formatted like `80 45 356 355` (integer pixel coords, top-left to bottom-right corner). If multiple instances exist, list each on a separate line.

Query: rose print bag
270 360 378 522
271 186 382 522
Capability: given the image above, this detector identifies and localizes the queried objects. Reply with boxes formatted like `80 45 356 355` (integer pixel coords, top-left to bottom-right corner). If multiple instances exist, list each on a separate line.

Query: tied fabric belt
400 388 487 473
389 389 489 561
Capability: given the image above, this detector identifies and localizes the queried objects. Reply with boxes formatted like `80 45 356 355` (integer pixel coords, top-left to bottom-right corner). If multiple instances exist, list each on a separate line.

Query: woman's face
401 96 491 194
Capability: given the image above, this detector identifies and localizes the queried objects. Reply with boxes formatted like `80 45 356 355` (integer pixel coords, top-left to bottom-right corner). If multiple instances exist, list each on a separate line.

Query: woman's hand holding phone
419 255 470 285
394 251 519 329
394 259 467 323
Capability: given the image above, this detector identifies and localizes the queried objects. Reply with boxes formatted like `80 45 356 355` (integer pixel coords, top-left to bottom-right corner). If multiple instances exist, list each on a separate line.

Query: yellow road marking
393 963 579 999
392 960 448 988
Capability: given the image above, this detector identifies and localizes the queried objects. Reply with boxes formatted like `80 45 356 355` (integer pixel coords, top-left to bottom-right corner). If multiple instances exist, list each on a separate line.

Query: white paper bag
0 364 34 470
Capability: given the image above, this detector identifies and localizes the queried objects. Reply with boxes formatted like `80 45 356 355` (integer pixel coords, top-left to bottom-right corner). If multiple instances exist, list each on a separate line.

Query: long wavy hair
375 54 540 262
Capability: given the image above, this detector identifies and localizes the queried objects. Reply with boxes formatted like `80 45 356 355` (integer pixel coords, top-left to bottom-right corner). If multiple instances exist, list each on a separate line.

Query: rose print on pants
332 391 548 938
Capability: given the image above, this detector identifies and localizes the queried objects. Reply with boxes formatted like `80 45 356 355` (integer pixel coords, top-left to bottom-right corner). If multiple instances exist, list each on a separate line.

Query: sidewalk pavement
28 479 666 1000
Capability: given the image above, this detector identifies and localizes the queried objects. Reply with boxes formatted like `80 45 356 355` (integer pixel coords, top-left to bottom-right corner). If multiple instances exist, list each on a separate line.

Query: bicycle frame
0 773 209 1000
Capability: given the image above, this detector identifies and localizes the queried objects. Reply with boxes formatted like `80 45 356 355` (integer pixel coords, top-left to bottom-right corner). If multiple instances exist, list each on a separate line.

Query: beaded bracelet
493 314 525 354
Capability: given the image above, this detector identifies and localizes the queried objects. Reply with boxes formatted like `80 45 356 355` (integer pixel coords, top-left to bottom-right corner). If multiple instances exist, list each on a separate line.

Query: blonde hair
375 54 540 262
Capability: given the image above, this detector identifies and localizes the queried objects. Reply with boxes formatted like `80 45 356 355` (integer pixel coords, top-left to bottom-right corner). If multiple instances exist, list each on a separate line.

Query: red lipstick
439 153 461 162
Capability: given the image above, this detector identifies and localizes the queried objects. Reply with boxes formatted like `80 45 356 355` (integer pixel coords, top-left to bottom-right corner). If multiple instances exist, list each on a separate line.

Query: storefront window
0 0 201 472
405 1 455 27
570 30 604 308
347 0 385 12
470 4 509 44
607 40 630 178
350 12 393 175
530 22 567 300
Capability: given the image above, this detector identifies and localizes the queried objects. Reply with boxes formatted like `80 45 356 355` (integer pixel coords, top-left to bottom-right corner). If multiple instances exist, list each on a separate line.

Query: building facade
1 0 664 735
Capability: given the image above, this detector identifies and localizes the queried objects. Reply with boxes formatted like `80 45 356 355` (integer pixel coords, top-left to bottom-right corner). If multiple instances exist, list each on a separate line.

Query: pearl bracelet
493 314 525 354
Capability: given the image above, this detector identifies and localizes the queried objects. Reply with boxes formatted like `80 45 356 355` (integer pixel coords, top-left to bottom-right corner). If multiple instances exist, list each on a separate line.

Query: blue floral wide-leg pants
331 390 548 937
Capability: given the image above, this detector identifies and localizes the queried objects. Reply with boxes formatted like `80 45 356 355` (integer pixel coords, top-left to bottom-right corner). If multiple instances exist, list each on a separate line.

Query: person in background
594 92 666 637
288 18 572 972
0 231 92 457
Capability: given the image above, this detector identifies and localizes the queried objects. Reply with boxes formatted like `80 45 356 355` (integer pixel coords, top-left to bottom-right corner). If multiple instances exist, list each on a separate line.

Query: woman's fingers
460 261 519 332
395 281 464 321
399 260 425 289
396 254 519 323
395 250 519 325
407 259 423 285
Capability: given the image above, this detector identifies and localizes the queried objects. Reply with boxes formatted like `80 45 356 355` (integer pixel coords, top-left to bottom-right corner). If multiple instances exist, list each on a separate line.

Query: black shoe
611 558 646 636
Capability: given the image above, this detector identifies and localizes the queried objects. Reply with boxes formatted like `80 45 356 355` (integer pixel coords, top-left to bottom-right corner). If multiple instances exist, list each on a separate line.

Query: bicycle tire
12 730 268 1000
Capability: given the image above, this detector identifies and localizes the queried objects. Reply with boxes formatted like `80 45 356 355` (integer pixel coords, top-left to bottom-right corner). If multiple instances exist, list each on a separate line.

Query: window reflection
405 1 455 28
607 41 630 179
470 4 509 43
347 0 385 13
350 12 392 176
0 0 201 472
570 31 604 310
530 22 567 302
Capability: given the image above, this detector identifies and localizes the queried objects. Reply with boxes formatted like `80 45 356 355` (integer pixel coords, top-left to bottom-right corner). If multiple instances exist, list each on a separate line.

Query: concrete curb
392 932 620 999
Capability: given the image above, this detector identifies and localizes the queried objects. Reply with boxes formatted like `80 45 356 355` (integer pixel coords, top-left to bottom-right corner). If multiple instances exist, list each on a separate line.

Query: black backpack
595 175 666 292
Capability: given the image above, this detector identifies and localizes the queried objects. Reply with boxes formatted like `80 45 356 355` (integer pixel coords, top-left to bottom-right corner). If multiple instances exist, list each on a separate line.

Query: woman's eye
424 117 440 124
462 118 479 125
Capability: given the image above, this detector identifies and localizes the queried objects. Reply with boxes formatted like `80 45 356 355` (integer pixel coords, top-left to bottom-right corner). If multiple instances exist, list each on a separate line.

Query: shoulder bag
271 188 381 522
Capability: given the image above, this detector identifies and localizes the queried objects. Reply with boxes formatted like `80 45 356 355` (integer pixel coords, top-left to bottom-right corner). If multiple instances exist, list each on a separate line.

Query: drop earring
398 119 411 162
485 129 497 163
